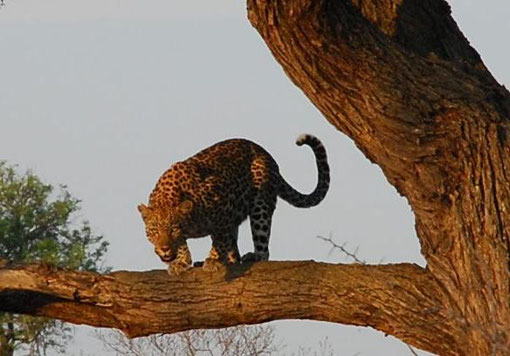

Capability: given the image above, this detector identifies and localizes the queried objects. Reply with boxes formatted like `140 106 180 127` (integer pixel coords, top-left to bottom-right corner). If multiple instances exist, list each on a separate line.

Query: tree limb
0 261 457 355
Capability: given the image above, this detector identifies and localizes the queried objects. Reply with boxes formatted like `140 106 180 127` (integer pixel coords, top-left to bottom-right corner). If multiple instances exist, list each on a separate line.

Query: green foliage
0 314 72 355
0 161 109 355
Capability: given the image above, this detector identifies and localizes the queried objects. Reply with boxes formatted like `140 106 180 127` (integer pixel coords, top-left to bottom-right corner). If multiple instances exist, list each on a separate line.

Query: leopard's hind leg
242 193 276 263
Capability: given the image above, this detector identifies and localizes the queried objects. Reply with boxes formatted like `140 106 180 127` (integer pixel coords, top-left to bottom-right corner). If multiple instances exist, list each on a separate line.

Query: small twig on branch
318 234 419 356
406 343 420 356
317 234 366 264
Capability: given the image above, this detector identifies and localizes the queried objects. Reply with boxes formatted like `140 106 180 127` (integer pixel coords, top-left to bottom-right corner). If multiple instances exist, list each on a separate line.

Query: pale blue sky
0 1 508 355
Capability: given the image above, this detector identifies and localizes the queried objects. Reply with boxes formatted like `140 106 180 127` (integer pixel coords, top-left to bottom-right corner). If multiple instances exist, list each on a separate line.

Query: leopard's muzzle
155 246 175 263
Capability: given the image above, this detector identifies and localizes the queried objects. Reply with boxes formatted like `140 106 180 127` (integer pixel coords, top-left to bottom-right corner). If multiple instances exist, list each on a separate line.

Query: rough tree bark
0 0 509 355
0 261 454 354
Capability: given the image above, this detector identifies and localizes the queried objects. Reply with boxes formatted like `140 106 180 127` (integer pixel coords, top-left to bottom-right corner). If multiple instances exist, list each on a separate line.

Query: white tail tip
296 134 309 146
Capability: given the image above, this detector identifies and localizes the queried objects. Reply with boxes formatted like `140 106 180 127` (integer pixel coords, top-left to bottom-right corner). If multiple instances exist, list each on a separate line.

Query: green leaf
0 161 110 354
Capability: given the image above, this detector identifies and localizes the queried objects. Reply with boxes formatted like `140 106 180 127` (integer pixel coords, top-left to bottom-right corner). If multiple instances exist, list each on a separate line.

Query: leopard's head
137 201 193 263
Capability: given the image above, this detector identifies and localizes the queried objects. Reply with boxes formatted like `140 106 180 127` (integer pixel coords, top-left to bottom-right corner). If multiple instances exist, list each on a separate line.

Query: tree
95 325 337 356
0 1 508 355
0 162 109 355
95 325 281 356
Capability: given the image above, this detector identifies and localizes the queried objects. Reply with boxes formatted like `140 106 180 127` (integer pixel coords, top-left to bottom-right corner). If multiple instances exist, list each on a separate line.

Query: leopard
138 134 330 275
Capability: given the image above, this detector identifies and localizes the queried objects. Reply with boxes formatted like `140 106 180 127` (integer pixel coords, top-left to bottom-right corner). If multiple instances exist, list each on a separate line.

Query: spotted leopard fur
138 134 330 275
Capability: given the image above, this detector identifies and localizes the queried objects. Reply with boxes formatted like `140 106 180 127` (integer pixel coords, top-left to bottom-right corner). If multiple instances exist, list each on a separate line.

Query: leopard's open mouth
159 254 176 263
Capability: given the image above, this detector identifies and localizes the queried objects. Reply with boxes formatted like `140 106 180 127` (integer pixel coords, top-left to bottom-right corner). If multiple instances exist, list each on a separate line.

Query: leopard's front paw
167 261 191 276
202 257 224 272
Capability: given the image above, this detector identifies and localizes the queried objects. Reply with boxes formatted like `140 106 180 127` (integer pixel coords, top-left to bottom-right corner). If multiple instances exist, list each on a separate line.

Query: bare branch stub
317 235 365 264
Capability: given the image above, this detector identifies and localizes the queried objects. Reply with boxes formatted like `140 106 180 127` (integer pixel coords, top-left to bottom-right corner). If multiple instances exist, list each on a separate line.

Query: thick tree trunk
246 0 510 354
0 322 14 356
0 341 14 356
0 0 508 355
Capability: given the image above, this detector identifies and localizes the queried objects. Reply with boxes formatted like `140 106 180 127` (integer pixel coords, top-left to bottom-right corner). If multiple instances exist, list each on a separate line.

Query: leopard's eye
171 226 181 235
146 226 158 240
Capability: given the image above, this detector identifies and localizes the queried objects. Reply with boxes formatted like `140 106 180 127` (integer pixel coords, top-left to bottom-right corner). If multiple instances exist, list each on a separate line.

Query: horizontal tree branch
0 260 458 354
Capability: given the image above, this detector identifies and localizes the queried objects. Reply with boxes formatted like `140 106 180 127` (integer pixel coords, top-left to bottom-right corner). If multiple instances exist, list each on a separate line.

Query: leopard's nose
160 245 171 255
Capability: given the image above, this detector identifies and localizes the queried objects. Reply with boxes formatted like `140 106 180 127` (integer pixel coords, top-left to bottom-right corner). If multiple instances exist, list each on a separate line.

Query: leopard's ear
178 200 193 215
137 204 150 220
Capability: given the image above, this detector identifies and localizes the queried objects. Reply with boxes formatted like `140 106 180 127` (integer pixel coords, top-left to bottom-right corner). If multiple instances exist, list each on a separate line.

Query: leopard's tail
277 134 330 208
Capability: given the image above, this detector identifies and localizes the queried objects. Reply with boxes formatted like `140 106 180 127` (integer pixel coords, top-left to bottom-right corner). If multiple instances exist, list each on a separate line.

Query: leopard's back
149 139 278 236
